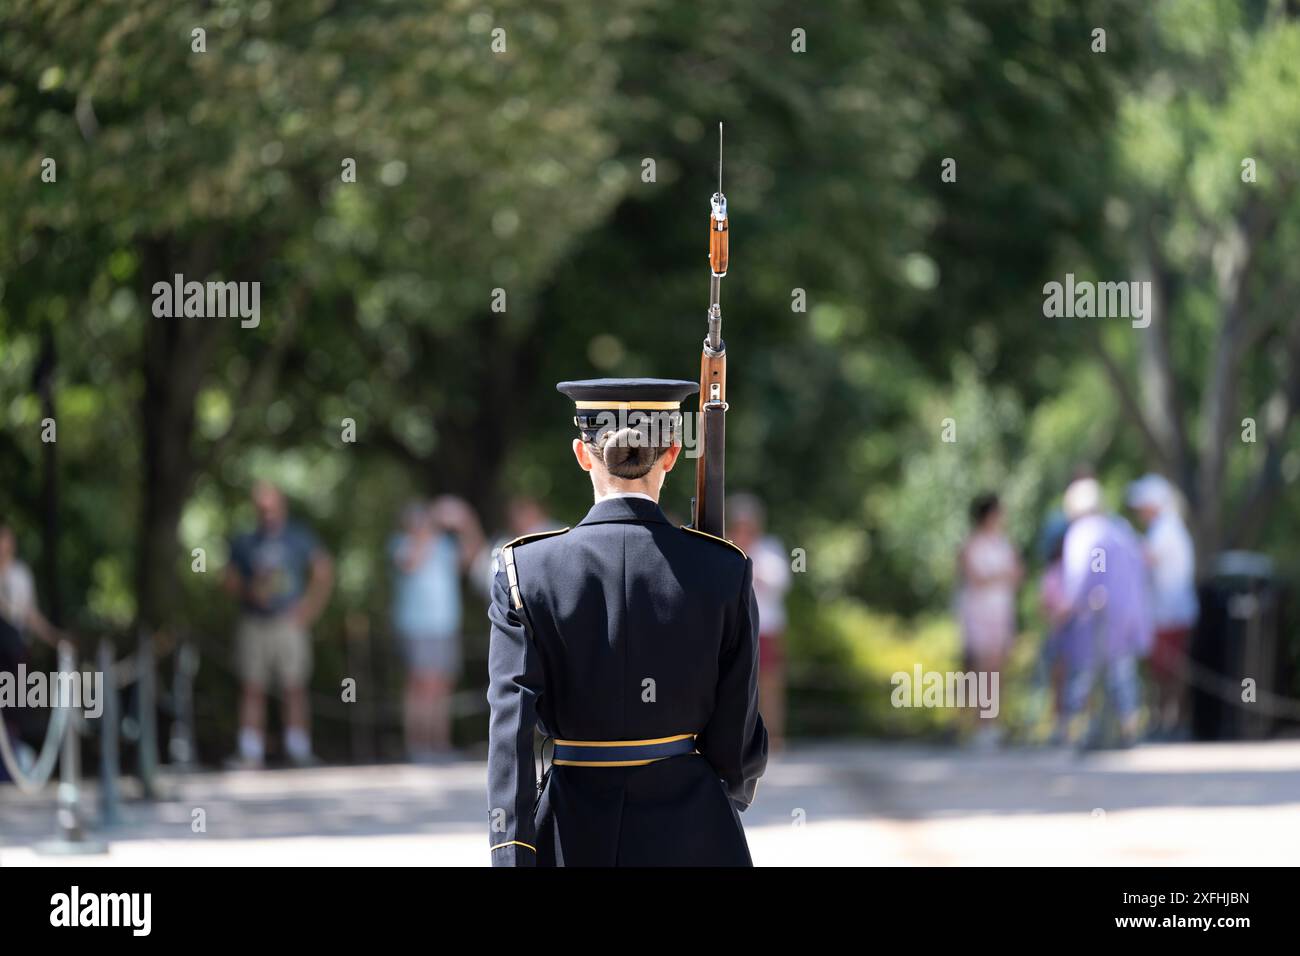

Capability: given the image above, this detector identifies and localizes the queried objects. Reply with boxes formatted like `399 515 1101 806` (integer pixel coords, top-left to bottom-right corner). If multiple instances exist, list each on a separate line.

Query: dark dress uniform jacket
487 494 768 866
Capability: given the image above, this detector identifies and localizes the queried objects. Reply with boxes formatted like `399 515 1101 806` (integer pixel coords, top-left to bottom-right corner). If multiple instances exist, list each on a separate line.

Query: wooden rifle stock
693 348 727 538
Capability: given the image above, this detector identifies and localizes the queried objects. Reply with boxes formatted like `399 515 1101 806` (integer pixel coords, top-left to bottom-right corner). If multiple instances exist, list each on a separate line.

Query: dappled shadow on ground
782 740 1300 821
3 740 1300 850
0 763 487 848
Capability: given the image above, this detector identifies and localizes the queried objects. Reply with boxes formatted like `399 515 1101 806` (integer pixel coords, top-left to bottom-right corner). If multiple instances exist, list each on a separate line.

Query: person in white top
1126 474 1199 738
0 523 61 777
728 495 792 751
0 523 60 653
958 493 1022 743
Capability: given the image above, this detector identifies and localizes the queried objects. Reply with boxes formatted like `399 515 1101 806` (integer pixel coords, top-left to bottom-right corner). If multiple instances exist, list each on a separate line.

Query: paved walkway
3 740 1298 865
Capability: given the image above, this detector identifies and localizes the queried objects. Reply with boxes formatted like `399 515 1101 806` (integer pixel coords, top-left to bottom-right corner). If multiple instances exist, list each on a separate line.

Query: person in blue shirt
390 496 483 760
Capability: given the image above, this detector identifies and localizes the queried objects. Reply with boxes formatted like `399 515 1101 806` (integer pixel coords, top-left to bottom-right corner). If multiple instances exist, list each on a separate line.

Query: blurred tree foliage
0 0 1295 749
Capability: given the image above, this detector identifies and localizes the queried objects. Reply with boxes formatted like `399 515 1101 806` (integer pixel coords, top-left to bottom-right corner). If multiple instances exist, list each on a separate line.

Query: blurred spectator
474 495 562 597
1060 477 1153 748
0 522 60 657
957 493 1022 745
728 494 792 752
506 496 554 541
223 481 334 768
1037 513 1086 743
0 522 59 780
390 495 483 760
1127 474 1198 740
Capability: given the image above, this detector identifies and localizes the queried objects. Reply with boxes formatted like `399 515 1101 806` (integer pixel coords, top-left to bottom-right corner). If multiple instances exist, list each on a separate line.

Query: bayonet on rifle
692 122 729 538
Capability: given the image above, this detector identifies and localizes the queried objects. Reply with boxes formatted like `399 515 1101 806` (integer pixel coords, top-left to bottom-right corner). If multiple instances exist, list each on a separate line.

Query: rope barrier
0 685 69 794
779 624 1300 732
0 634 158 853
0 639 104 851
179 625 490 725
1179 654 1300 720
6 614 1283 767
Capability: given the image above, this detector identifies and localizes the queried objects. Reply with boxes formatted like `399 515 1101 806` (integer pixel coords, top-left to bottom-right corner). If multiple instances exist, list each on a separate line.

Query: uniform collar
578 495 672 527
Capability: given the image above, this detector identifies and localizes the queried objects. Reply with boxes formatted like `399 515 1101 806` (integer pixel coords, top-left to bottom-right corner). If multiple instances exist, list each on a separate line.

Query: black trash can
1189 552 1288 741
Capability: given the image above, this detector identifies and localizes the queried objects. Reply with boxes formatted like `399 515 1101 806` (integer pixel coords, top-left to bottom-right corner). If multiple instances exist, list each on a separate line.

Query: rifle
692 122 729 538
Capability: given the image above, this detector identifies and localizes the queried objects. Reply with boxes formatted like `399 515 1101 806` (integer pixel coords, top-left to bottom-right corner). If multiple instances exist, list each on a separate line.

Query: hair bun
599 425 658 479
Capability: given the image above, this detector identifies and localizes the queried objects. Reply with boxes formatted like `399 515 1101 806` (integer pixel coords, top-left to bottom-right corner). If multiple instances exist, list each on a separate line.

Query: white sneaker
15 740 37 774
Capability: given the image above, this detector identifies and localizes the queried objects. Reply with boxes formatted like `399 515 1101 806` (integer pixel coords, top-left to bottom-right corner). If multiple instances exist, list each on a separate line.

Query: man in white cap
1127 474 1198 739
1058 475 1153 747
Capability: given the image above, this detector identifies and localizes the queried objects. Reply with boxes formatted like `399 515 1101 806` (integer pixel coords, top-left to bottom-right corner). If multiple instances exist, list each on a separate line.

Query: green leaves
2 0 1295 745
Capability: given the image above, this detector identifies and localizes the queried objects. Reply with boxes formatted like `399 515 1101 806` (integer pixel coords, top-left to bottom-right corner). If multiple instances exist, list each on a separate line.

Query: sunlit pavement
3 740 1299 866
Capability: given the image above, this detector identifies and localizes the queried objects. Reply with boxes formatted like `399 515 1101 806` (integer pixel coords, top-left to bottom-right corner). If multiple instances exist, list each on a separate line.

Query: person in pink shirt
728 495 792 752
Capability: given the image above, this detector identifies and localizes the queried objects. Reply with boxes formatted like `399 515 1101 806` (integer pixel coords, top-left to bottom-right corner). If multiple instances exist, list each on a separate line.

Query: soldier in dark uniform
486 378 768 866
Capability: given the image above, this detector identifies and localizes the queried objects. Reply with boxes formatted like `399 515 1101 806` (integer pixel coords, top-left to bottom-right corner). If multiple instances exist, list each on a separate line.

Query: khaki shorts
237 614 312 688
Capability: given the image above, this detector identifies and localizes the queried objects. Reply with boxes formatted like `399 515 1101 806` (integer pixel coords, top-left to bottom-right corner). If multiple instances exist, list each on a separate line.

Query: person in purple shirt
1058 476 1154 748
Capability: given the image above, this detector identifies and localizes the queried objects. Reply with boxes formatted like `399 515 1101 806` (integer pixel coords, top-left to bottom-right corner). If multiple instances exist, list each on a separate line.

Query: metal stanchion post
168 635 199 771
137 629 159 799
35 641 107 855
345 613 375 763
98 639 121 827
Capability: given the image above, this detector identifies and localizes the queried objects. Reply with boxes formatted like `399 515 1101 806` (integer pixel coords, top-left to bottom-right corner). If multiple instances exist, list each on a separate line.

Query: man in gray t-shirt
223 482 333 768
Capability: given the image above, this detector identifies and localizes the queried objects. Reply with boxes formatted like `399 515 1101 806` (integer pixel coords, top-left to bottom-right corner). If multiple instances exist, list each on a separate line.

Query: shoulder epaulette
497 527 570 610
501 526 571 550
680 525 747 559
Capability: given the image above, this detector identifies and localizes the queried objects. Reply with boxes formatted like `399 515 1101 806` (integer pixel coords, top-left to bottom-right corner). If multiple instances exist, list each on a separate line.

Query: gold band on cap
573 400 681 410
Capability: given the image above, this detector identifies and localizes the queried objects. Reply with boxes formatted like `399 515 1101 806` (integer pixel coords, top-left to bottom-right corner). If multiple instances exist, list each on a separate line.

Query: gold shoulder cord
680 525 747 560
497 527 571 611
